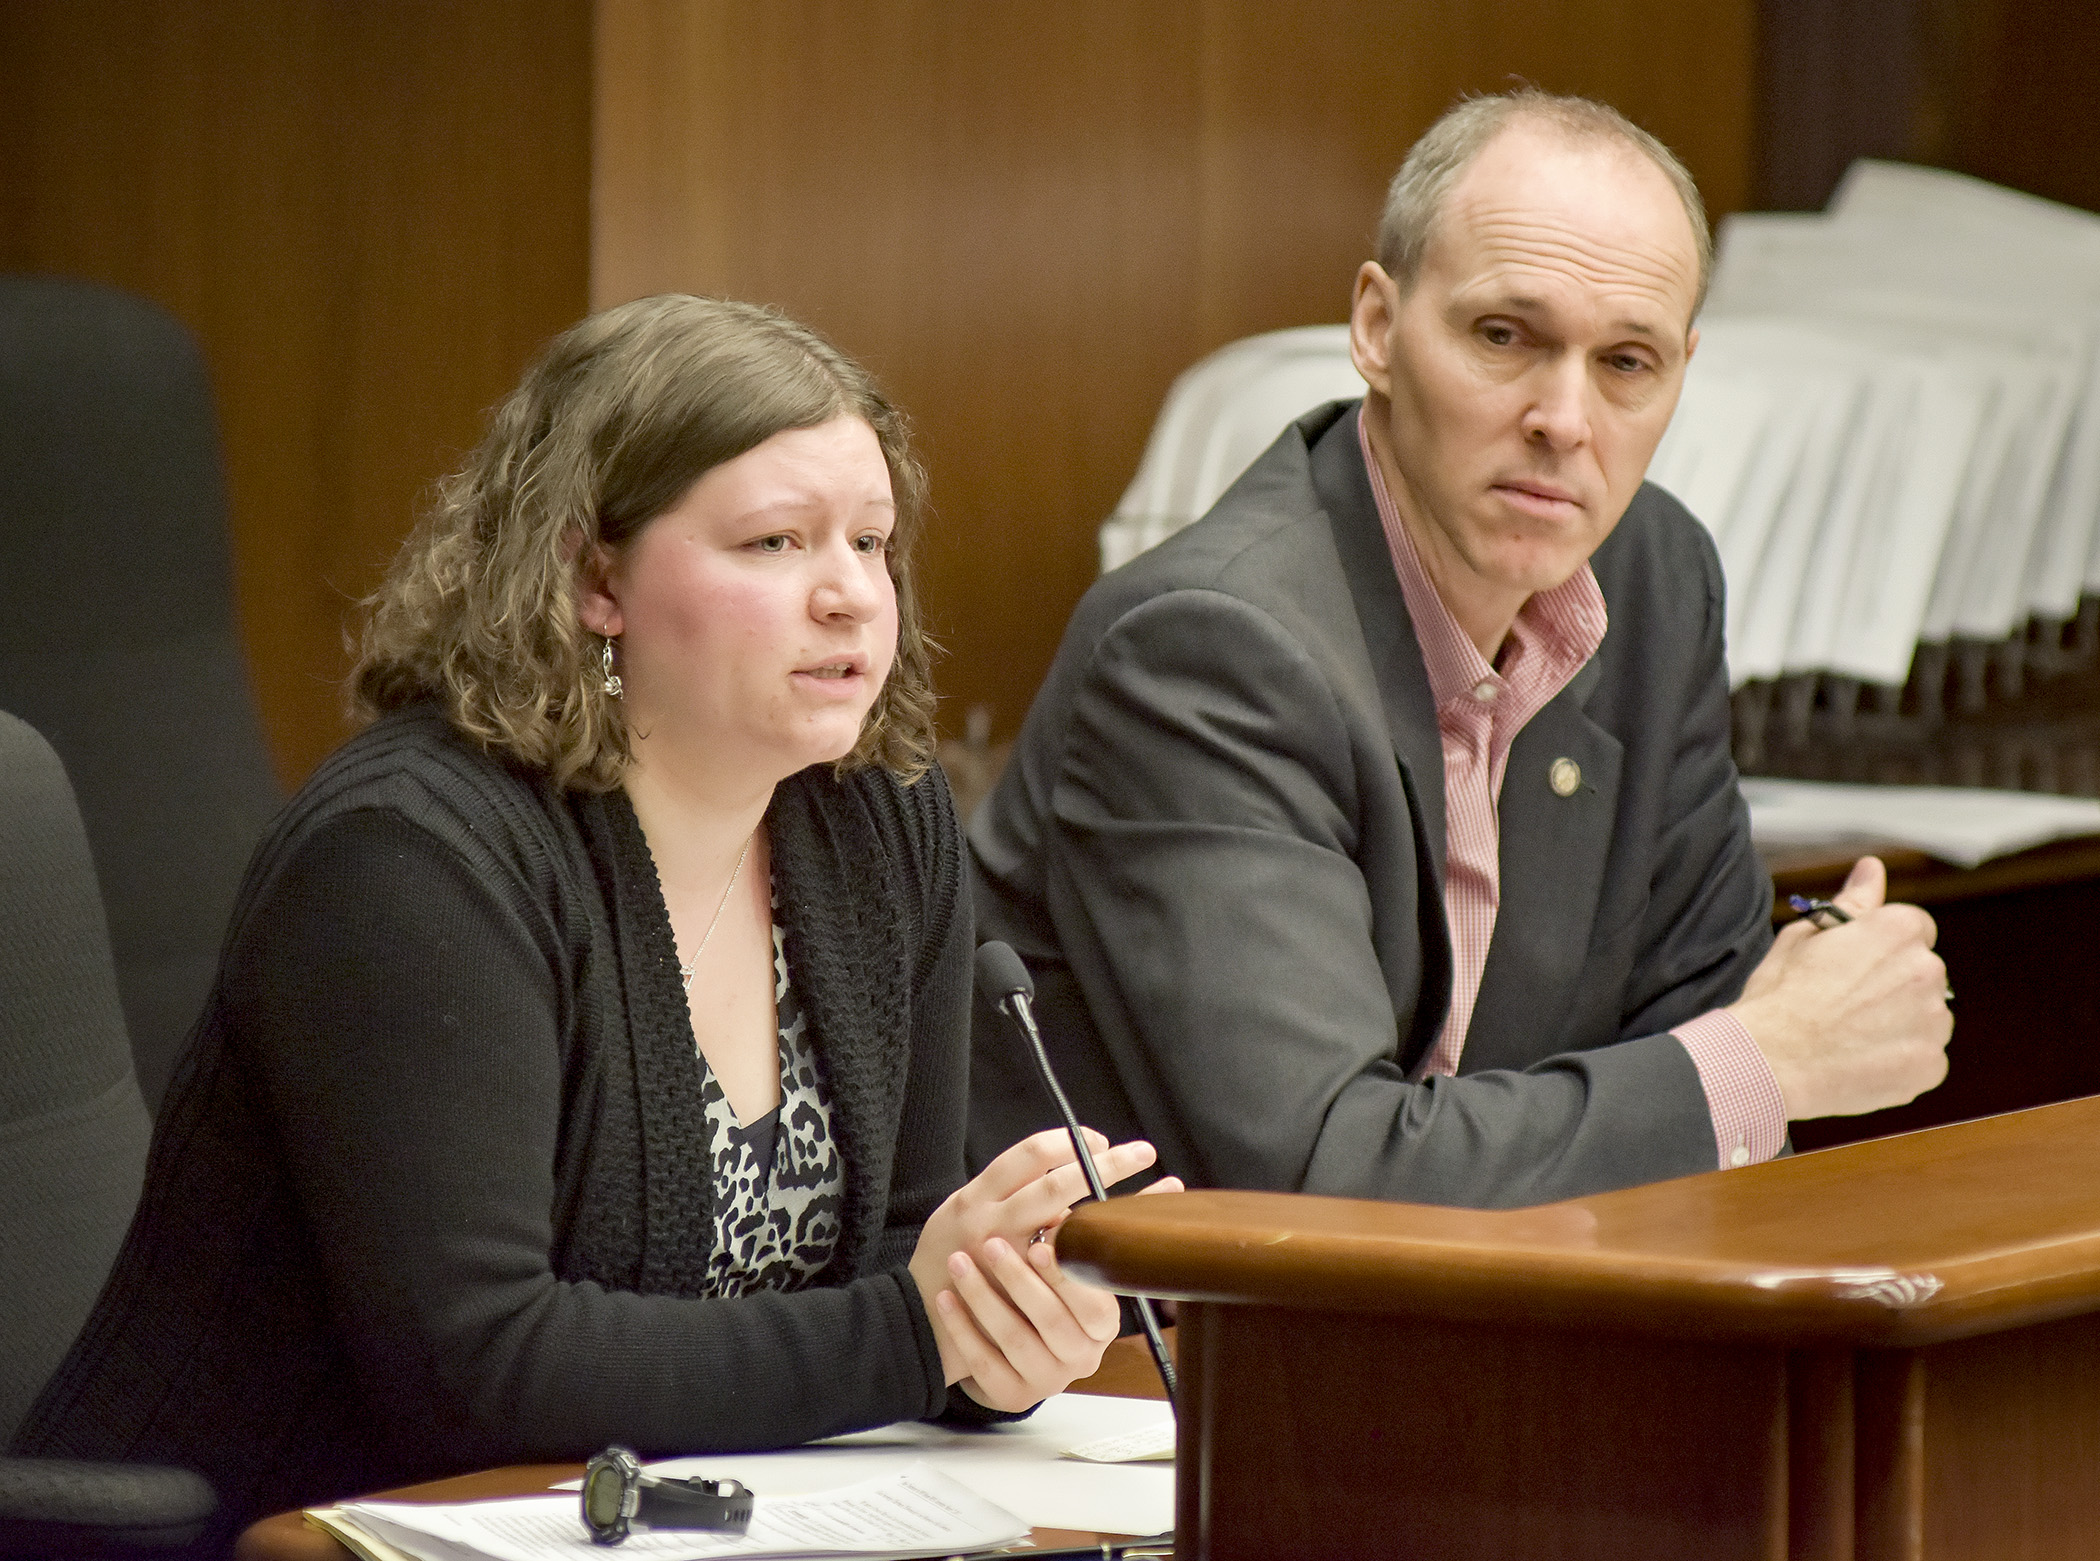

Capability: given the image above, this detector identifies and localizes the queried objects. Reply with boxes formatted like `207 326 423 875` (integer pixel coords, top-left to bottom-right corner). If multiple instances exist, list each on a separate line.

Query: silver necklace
679 834 753 994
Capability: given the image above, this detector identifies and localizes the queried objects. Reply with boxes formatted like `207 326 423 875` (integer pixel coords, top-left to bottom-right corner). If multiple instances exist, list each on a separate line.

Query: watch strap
636 1476 754 1535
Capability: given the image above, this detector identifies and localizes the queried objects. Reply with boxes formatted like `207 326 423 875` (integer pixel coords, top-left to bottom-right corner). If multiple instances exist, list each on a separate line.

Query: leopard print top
696 914 846 1297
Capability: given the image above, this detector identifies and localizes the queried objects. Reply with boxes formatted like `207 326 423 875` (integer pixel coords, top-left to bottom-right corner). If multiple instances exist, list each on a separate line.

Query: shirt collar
1355 407 1607 710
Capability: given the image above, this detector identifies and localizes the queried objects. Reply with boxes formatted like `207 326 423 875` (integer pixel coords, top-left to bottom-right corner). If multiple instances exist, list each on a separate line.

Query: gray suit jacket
969 401 1773 1209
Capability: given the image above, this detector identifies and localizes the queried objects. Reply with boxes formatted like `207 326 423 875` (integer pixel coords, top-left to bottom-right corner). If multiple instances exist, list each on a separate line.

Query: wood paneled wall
1924 0 2100 217
0 1 592 784
1751 0 2100 217
593 0 1756 740
1754 0 1925 210
4 0 1758 772
8 2 2090 776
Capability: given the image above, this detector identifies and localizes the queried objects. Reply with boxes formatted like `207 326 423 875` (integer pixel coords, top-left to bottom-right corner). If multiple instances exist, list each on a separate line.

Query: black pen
1790 891 1953 1001
1787 894 1852 928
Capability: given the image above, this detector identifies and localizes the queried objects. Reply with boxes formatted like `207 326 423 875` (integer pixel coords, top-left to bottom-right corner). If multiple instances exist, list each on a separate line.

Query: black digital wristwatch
580 1446 755 1546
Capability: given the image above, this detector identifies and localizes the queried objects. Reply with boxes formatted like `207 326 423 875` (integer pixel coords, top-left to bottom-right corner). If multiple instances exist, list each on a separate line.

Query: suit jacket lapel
1306 406 1452 1070
1307 408 1446 887
1459 658 1626 1076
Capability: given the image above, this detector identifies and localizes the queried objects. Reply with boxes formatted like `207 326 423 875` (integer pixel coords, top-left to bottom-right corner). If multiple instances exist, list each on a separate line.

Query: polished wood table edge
1060 1096 2100 1349
235 1335 1172 1561
1066 1233 2100 1350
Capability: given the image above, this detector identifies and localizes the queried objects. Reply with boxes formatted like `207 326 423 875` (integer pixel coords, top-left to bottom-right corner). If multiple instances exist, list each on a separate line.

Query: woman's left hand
934 1177 1184 1412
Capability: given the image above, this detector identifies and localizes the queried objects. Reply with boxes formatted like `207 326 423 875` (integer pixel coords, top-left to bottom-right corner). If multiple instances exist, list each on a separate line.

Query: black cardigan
14 705 975 1547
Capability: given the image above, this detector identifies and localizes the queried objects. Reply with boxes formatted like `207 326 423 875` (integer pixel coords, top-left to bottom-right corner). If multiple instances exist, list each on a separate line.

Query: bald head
1377 89 1713 316
1346 105 1704 658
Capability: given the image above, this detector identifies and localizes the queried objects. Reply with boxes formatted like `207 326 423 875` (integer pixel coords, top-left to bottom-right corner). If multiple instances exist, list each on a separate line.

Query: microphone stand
977 942 1178 1410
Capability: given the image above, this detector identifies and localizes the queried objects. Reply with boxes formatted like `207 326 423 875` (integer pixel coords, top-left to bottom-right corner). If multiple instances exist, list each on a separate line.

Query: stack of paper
1101 325 1363 571
599 1393 1174 1539
306 1394 1176 1561
1660 161 2100 688
1742 777 2100 868
321 1466 1026 1561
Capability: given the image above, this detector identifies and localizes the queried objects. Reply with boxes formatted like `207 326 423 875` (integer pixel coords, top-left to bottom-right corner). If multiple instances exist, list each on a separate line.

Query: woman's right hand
907 1127 1175 1411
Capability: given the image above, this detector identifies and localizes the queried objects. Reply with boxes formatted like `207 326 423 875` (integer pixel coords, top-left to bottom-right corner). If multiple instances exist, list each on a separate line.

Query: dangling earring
600 635 623 699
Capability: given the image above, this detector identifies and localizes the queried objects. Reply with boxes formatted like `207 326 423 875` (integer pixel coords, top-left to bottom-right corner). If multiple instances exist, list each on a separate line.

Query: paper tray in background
1742 778 2100 869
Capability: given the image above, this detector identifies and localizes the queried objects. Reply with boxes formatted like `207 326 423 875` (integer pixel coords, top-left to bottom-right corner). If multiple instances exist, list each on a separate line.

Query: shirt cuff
1672 1009 1788 1170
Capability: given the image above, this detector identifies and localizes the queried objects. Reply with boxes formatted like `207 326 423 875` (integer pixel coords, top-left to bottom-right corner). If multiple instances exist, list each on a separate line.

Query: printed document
331 1464 1025 1561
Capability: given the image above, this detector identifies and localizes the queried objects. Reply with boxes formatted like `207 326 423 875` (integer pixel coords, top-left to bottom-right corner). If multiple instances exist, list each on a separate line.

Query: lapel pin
1549 757 1581 797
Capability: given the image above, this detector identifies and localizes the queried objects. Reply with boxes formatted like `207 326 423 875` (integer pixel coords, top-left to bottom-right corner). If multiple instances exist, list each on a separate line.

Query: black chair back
0 277 281 1113
0 711 150 1445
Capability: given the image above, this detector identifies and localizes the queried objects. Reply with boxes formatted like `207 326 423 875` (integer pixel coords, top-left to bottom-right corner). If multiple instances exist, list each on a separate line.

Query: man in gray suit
969 89 1952 1209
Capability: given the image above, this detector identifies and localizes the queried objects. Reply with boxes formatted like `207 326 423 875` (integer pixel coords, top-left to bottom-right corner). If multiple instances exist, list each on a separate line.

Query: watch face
582 1448 640 1544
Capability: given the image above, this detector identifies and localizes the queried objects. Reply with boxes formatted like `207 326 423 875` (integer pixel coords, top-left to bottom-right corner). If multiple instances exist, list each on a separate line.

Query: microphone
974 940 1178 1410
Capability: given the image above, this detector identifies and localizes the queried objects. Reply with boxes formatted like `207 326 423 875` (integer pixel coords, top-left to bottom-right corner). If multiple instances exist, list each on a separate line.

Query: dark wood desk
1766 835 2100 1150
1062 1096 2100 1561
234 1336 1172 1560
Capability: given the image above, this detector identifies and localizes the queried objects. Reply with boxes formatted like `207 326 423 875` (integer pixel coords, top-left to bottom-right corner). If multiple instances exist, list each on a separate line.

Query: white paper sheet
541 1395 1184 1537
1060 1421 1177 1464
337 1464 1026 1561
306 1508 418 1561
1744 777 2100 868
1102 324 1362 572
1712 185 2100 656
573 1394 1175 1540
604 1395 1184 1537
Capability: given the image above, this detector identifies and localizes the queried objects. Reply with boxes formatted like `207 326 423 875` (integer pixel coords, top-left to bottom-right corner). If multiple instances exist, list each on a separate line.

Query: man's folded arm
1042 588 1720 1210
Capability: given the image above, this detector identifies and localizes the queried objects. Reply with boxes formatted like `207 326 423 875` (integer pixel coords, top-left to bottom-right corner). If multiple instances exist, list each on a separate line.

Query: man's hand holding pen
1727 856 1955 1122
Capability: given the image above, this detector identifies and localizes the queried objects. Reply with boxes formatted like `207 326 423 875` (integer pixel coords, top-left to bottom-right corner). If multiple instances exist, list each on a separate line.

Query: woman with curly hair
15 295 1171 1550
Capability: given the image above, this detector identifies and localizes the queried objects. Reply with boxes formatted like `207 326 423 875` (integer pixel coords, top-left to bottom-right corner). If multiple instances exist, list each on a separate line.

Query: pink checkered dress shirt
1357 413 1786 1170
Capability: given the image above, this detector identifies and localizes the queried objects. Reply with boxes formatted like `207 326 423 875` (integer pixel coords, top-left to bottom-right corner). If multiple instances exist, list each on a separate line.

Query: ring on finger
1030 1226 1051 1245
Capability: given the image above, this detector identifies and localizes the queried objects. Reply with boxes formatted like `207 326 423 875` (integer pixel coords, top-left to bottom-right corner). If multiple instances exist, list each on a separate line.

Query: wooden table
234 1336 1172 1560
1765 835 2100 1150
1061 1095 2100 1561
